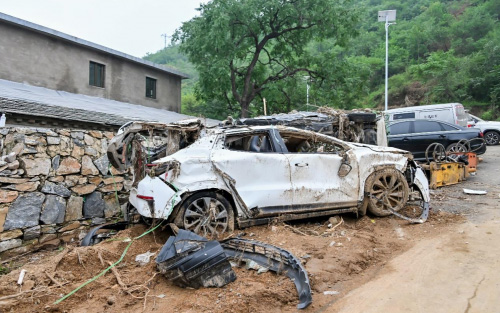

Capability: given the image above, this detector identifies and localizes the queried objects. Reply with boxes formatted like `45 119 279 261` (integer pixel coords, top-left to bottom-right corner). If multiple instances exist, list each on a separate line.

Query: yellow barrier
421 161 469 189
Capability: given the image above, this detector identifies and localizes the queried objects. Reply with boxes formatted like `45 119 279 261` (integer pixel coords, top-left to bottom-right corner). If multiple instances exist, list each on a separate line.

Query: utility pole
378 10 396 111
161 34 170 49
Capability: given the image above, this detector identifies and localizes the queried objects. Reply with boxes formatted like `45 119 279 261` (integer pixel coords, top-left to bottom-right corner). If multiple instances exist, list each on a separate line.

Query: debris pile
236 107 382 145
155 229 312 309
106 119 204 186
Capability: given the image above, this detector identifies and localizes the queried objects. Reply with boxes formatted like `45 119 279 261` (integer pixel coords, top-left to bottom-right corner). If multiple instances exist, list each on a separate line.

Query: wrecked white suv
108 120 430 236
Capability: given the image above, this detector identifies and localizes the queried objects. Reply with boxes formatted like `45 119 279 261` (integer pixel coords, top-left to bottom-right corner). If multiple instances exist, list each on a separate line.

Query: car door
411 120 448 159
211 130 294 212
388 121 413 152
278 130 359 212
437 122 462 148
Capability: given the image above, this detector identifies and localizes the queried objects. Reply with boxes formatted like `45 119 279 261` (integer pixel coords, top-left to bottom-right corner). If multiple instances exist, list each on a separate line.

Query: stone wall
0 127 131 257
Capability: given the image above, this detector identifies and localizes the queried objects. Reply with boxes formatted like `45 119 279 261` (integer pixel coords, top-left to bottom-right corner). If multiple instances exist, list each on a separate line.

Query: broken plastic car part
221 237 313 309
155 229 312 309
80 222 128 246
156 229 236 288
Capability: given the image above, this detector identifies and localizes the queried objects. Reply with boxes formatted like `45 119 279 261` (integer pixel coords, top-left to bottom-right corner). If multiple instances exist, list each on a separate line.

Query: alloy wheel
485 132 499 145
366 169 409 217
183 197 230 237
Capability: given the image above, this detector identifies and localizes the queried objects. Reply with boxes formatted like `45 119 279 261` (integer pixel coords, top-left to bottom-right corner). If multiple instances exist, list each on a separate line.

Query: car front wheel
179 191 234 237
364 168 409 217
484 131 500 146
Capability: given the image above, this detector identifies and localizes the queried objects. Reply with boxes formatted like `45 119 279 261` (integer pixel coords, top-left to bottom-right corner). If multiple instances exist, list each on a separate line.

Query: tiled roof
0 79 218 127
0 97 130 127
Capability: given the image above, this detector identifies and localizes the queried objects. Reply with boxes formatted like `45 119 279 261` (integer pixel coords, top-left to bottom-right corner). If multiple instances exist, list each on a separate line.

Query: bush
481 110 494 121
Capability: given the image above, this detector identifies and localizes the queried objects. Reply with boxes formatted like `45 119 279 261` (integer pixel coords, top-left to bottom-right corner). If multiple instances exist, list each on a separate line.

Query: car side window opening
393 112 415 120
439 122 459 131
389 121 411 135
413 121 442 133
279 132 341 154
224 133 274 152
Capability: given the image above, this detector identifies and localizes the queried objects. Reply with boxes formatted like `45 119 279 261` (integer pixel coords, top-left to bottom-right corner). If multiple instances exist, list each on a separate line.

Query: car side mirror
338 162 352 177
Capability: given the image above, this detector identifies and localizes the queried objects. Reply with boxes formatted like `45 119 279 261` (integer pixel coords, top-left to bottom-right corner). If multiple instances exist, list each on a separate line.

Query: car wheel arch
170 188 239 228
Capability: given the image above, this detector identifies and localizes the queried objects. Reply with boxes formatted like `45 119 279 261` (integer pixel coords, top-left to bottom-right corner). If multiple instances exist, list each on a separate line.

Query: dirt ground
0 147 498 313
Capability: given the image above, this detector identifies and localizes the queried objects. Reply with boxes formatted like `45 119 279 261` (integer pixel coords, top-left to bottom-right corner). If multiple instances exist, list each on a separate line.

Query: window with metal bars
146 77 157 99
89 61 105 88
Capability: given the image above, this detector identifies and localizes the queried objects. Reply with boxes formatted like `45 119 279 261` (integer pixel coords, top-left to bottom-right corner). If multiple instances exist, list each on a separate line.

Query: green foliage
0 265 9 276
481 110 494 121
143 0 500 118
173 0 359 117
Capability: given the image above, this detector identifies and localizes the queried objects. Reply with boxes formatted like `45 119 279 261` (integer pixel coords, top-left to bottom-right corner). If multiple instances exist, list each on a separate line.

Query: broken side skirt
221 238 313 309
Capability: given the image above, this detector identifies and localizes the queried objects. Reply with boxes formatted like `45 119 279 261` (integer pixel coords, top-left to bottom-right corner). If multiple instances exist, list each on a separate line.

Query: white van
385 103 468 127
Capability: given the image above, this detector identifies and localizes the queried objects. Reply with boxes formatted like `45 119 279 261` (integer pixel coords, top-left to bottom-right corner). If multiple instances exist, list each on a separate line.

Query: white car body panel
211 149 293 209
130 176 177 218
385 103 468 127
413 167 431 202
470 117 500 134
285 153 359 205
125 125 430 224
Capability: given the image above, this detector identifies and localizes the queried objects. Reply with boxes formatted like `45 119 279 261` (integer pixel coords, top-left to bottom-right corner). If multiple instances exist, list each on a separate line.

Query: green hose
54 189 179 305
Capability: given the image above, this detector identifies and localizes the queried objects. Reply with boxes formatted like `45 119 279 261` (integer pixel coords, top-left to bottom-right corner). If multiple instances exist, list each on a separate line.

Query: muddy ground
0 147 498 313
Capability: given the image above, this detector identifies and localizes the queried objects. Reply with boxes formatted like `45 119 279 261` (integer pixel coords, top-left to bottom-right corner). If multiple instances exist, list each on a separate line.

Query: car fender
131 177 236 220
353 149 408 201
412 166 431 203
164 179 234 219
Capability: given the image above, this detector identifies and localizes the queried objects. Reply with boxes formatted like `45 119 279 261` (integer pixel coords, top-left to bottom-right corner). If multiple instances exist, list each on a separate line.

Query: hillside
144 0 500 120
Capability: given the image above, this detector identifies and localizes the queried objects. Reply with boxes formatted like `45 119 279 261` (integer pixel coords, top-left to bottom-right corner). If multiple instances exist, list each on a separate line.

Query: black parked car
388 119 486 160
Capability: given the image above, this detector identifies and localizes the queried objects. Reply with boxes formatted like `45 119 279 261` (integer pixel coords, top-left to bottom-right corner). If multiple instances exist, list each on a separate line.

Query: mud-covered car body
109 121 430 235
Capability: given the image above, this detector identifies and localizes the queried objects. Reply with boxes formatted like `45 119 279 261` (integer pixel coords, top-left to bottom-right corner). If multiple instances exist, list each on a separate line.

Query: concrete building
0 12 188 112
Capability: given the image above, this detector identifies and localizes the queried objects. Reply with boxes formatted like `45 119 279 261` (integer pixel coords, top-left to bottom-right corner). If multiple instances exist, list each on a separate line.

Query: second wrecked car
108 121 430 236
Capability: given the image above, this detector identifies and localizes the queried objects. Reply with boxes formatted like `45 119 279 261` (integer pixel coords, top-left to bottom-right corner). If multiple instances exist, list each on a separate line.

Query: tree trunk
240 101 250 118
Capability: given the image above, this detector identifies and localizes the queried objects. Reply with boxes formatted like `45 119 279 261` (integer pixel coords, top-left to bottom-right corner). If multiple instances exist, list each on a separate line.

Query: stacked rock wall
0 127 131 257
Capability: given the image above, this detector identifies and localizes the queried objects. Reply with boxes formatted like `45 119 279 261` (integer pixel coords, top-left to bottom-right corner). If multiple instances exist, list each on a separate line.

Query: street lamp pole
307 80 310 107
303 76 310 110
378 10 396 111
385 16 389 112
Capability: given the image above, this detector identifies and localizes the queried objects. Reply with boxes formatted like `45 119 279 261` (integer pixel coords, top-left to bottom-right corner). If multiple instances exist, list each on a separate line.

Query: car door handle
402 137 410 142
439 135 446 138
295 163 309 167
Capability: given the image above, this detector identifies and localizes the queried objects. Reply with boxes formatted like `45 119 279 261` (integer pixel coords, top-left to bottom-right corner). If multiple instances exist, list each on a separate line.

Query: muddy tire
363 129 378 145
364 168 409 217
348 112 377 123
179 191 234 237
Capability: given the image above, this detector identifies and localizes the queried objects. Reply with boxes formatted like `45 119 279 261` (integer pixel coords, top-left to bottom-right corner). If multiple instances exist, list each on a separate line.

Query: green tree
174 0 358 117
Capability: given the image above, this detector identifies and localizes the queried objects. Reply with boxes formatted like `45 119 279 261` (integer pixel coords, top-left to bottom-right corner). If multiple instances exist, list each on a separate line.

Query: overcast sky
0 0 205 58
